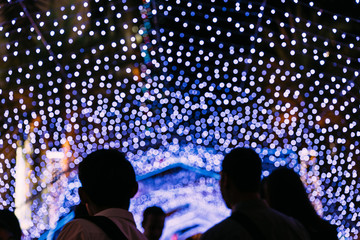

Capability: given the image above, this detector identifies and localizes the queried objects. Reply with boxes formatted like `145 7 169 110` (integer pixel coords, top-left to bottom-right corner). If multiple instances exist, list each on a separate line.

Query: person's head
74 203 89 219
142 206 166 240
264 167 318 223
78 149 138 215
0 209 22 240
220 147 262 208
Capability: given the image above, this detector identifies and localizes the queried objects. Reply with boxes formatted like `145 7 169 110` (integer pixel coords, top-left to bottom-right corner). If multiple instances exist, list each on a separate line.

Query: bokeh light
0 0 359 239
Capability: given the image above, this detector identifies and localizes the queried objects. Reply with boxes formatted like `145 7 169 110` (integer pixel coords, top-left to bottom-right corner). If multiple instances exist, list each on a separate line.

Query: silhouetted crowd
0 148 338 240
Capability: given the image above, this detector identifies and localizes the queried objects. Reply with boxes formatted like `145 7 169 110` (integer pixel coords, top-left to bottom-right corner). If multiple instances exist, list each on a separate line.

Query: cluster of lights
130 143 298 239
0 0 359 239
131 162 229 240
149 0 360 237
39 143 297 239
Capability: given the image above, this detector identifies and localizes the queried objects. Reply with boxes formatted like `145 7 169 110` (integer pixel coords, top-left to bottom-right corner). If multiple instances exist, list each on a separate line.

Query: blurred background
0 0 359 239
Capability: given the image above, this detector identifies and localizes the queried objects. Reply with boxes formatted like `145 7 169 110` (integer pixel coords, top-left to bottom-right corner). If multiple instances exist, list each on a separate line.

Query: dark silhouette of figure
201 148 310 240
264 167 338 240
142 206 166 240
74 203 89 219
57 149 147 240
0 209 22 240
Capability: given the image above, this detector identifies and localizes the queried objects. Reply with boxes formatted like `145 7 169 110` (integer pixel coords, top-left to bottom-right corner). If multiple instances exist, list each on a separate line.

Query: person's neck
88 204 129 216
237 192 261 200
230 192 261 210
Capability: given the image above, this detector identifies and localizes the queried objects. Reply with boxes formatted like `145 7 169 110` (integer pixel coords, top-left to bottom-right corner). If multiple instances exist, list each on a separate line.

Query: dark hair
265 167 320 223
78 149 137 207
265 167 338 239
222 148 262 192
143 206 166 223
0 209 22 240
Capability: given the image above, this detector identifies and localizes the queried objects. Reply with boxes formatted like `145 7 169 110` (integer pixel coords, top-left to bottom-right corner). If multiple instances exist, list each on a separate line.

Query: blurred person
0 209 22 240
201 148 310 240
264 167 338 240
57 149 147 240
142 206 166 240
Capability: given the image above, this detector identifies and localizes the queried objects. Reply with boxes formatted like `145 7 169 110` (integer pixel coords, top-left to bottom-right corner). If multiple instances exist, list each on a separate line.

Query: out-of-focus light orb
0 0 359 239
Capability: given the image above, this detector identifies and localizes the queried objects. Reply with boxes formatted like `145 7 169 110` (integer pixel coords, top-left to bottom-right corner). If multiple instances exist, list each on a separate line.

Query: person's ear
220 171 229 188
220 171 235 209
222 171 237 193
79 187 97 215
78 187 89 204
130 182 139 198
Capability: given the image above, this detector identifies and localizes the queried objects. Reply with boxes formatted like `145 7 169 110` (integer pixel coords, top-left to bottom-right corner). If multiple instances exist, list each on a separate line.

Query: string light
0 0 359 239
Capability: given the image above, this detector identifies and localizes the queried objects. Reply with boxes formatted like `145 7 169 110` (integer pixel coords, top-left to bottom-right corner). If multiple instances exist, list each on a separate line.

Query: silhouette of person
263 167 338 240
201 147 310 240
0 209 22 240
142 206 166 240
74 203 89 219
57 149 147 240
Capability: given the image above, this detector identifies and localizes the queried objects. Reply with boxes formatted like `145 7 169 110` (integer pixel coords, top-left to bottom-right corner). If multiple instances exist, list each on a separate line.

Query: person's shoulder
267 207 301 225
200 217 239 240
57 218 103 240
265 208 310 239
57 219 88 240
64 218 95 228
